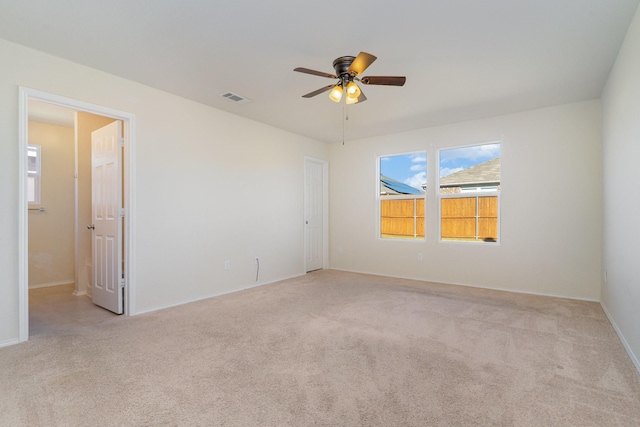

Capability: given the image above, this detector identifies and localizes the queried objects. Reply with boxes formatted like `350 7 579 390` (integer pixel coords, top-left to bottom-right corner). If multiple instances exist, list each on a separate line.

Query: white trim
322 160 329 269
330 267 601 302
28 280 75 289
125 116 137 316
459 185 498 193
18 87 137 344
600 303 640 375
18 89 29 342
73 111 80 296
135 273 305 316
304 157 329 271
0 339 22 349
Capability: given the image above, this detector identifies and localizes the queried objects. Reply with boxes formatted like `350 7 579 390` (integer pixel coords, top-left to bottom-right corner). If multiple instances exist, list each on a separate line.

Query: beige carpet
2 270 640 426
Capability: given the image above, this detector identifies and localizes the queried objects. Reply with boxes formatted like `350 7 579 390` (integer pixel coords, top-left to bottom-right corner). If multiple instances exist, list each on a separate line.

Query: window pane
27 144 41 204
28 149 38 173
439 143 500 243
439 143 500 194
380 152 427 196
440 195 498 242
380 199 425 239
379 152 426 240
27 176 36 203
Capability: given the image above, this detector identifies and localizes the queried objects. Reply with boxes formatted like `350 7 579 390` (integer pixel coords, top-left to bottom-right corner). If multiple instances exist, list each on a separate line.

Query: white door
90 121 123 314
305 158 324 272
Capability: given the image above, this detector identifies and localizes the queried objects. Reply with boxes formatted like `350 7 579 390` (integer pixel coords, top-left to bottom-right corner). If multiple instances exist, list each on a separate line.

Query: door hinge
118 137 125 147
119 209 125 218
119 279 125 289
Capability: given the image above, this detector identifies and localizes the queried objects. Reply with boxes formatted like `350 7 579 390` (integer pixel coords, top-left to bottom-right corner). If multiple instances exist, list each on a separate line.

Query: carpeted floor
2 270 640 426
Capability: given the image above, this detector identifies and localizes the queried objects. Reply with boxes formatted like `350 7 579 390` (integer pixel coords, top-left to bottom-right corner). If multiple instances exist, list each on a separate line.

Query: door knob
87 224 95 230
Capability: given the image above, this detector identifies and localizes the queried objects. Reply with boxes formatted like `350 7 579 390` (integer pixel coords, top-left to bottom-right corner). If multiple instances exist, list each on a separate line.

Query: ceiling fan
294 52 406 105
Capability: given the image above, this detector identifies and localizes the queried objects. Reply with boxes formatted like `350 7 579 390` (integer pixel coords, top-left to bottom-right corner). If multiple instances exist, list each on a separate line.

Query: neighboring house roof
440 158 500 187
380 175 424 195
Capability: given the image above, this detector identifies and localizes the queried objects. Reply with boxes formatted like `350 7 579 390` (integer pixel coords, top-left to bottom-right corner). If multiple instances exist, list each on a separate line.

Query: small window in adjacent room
379 151 427 240
27 144 41 205
439 143 500 243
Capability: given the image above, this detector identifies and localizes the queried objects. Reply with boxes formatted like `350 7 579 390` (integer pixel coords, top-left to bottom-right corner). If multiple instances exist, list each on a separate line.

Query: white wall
27 121 75 287
0 38 328 345
601 4 640 370
329 100 602 300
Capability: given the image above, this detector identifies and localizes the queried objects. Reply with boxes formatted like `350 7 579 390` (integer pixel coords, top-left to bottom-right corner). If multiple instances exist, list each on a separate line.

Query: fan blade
360 76 406 86
294 67 337 79
302 84 336 98
347 52 377 76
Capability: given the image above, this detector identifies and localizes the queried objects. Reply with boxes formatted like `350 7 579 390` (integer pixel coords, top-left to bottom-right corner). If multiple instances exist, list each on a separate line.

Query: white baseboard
600 303 640 375
329 268 600 302
134 273 305 316
28 280 74 289
0 338 21 348
73 290 87 296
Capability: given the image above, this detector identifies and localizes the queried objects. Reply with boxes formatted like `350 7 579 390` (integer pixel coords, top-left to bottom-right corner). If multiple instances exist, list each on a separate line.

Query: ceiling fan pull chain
342 103 346 145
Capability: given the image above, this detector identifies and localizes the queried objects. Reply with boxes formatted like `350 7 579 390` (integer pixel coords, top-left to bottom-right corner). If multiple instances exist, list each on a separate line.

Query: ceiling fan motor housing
333 56 357 83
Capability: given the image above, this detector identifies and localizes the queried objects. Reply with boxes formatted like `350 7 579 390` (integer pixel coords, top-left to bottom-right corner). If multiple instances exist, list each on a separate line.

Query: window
378 152 427 239
27 144 41 205
439 143 500 243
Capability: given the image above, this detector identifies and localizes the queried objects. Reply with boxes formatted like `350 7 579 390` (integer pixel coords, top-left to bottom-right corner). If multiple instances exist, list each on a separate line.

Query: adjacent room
1 0 640 425
26 101 121 334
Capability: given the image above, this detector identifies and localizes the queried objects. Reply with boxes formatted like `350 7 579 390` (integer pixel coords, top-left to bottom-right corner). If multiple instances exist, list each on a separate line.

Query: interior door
90 120 123 314
305 158 324 272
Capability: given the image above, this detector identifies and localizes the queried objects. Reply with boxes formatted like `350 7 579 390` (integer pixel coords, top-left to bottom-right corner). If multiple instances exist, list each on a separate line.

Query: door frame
17 87 137 342
303 157 329 272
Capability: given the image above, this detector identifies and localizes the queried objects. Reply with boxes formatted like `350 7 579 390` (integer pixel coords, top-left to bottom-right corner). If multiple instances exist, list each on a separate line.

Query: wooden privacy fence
380 199 425 238
441 196 498 241
380 196 498 241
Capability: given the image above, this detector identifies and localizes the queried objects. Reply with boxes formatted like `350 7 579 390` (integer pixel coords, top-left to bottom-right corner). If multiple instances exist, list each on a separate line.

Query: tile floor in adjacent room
29 284 117 336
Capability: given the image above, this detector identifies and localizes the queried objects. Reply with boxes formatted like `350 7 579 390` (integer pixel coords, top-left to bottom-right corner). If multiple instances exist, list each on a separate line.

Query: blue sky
380 143 500 191
380 152 427 190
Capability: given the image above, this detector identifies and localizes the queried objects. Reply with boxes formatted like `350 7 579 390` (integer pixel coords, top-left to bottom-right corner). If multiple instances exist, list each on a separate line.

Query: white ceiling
28 100 76 128
2 0 638 143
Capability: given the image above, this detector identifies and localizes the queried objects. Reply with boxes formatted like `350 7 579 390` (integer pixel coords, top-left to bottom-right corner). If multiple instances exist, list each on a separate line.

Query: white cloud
440 167 464 178
440 143 500 164
404 171 427 190
409 153 426 172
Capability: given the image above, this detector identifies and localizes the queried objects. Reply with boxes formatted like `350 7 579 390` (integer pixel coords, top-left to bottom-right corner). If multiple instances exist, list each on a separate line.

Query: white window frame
377 151 427 241
459 185 498 193
437 142 501 244
27 144 41 205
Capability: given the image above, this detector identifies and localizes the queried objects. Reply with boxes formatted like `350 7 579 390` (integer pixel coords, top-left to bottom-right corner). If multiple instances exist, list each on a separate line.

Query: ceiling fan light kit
329 84 343 102
345 81 361 99
294 52 406 105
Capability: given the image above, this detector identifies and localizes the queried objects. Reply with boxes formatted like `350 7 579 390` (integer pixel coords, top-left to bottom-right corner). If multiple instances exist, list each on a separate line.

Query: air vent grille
220 92 251 104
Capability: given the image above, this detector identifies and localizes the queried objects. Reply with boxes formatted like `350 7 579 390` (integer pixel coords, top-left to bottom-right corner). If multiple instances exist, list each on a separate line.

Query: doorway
18 88 136 342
